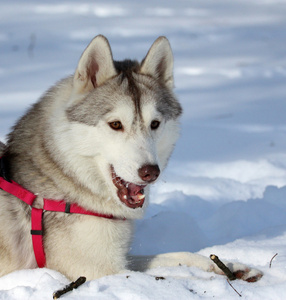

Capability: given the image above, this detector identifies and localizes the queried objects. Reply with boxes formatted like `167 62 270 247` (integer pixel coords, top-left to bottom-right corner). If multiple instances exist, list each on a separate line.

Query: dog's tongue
129 183 145 196
116 182 146 209
120 183 145 209
111 167 146 209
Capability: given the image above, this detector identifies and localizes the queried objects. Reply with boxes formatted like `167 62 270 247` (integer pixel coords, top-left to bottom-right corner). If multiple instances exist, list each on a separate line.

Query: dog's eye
150 120 160 130
109 121 123 131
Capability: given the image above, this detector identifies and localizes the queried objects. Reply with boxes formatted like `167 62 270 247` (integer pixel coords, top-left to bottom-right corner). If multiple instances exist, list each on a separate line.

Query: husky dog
0 35 262 282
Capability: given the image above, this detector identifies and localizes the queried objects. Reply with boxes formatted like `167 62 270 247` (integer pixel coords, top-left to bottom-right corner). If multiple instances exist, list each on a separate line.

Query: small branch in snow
269 253 278 268
227 279 242 297
155 276 166 281
210 254 236 281
53 276 86 299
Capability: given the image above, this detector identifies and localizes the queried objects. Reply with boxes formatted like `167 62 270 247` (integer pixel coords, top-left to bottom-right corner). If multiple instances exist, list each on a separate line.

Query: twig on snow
227 279 242 297
155 276 166 281
53 276 86 299
210 254 236 281
269 253 278 268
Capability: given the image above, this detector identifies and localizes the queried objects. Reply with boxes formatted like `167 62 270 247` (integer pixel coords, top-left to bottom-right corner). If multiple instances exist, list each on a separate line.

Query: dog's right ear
73 35 117 94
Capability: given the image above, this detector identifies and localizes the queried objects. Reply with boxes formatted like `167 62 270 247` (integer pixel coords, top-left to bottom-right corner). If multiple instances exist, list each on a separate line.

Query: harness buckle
30 230 43 235
65 202 71 214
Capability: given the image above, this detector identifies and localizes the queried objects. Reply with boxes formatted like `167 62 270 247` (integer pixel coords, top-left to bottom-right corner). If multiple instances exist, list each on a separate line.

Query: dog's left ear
140 37 174 89
73 35 117 94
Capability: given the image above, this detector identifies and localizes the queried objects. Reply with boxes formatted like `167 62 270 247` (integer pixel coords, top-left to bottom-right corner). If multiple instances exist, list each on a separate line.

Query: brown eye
151 120 160 130
109 121 123 131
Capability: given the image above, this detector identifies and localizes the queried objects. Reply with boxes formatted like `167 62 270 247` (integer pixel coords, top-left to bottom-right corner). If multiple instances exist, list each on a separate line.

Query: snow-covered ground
1 0 286 299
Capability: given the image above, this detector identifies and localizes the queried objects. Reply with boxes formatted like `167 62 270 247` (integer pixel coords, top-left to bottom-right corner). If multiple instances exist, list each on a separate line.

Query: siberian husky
0 35 262 282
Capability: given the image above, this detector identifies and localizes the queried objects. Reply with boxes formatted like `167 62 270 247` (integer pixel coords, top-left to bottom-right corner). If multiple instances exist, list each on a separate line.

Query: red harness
0 167 117 268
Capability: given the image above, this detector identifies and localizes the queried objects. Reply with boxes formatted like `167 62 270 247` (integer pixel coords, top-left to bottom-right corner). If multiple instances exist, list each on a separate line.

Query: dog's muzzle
110 166 147 209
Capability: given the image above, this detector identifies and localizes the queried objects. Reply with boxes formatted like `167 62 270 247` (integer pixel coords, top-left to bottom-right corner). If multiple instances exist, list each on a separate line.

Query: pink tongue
128 183 143 196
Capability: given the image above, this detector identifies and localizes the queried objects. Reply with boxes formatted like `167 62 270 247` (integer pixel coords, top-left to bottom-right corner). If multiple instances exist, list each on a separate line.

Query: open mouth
111 166 147 209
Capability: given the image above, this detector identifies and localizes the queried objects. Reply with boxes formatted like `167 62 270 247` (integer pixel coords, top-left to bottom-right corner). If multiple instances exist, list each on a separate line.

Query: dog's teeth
123 195 127 200
137 194 145 200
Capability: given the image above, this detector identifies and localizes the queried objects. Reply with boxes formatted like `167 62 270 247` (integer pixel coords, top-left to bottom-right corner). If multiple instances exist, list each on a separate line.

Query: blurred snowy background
0 0 286 299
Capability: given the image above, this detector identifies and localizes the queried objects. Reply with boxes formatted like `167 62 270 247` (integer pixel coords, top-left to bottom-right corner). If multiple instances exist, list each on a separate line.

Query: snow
1 0 286 299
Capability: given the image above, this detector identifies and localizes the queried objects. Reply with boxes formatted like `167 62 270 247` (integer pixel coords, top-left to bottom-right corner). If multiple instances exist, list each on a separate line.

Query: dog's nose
138 165 160 183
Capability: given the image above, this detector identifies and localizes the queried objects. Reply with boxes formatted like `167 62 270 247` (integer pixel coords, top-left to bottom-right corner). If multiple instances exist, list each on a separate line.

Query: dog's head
61 35 182 214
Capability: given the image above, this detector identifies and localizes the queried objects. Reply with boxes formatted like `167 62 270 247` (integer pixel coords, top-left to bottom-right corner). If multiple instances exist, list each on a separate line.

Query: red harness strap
0 177 36 206
31 207 46 268
0 175 116 268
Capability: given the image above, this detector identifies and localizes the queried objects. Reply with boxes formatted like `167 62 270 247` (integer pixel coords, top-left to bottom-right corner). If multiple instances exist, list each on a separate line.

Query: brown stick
269 253 278 268
210 254 236 281
227 279 242 297
53 276 86 299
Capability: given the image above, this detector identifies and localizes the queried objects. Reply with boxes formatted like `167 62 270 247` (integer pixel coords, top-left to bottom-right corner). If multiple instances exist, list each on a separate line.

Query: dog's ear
140 36 174 89
73 35 117 94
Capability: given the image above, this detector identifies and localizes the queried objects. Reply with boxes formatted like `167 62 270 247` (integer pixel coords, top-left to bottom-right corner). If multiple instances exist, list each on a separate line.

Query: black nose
138 165 160 183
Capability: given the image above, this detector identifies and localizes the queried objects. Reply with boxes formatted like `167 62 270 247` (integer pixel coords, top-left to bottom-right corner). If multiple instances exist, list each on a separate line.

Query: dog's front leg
128 252 212 272
128 252 262 282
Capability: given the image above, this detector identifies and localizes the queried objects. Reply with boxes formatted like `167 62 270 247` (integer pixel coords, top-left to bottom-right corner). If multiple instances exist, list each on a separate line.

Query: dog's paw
224 262 263 282
232 268 263 282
